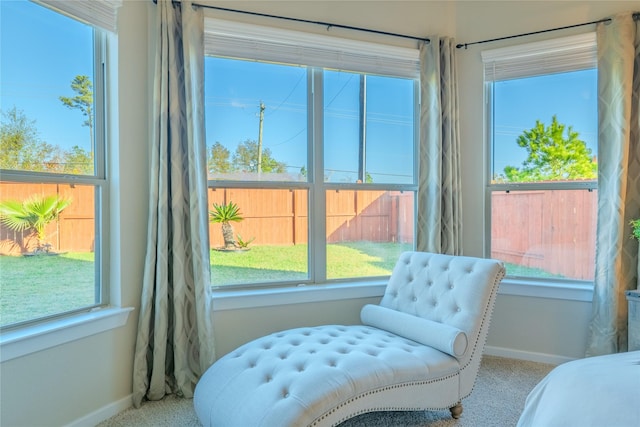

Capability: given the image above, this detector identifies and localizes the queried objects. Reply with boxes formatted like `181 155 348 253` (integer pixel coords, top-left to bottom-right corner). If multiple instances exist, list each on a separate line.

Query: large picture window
204 19 418 288
0 0 110 327
483 33 598 282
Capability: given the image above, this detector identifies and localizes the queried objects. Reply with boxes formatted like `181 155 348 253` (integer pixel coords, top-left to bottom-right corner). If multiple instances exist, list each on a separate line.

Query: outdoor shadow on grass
211 264 308 287
209 243 413 286
0 253 96 326
332 242 412 271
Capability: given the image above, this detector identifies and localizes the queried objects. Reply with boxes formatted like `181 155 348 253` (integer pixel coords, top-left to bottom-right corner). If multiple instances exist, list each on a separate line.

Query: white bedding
517 351 640 427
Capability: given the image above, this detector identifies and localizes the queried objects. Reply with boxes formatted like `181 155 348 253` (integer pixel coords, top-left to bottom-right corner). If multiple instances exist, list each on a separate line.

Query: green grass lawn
0 244 565 327
210 242 411 286
0 243 410 326
0 252 96 326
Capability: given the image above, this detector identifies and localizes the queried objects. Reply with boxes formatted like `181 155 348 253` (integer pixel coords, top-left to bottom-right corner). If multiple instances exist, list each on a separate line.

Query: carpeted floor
98 355 554 427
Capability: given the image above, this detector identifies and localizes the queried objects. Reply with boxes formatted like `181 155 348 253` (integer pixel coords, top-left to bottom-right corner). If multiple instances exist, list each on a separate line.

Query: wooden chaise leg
450 402 463 419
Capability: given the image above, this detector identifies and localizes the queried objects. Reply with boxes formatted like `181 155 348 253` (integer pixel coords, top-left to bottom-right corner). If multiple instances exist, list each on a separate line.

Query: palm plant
209 201 244 249
0 194 71 253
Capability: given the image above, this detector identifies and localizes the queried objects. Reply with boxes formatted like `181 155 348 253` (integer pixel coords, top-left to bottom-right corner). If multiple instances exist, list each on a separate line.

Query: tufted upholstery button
412 297 418 302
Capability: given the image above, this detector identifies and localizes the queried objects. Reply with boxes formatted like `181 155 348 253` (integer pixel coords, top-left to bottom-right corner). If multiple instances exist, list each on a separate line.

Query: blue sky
1 0 94 153
204 58 415 184
2 0 597 183
492 69 598 177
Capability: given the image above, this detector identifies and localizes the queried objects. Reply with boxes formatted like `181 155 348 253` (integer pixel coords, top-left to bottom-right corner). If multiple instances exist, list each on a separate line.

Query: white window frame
482 33 598 297
0 0 131 361
204 17 420 290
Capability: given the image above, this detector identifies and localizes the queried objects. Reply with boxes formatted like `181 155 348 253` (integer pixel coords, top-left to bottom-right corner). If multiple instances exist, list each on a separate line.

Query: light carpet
98 355 554 427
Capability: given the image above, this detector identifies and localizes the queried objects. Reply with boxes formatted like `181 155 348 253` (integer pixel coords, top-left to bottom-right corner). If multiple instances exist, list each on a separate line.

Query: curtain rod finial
456 43 466 49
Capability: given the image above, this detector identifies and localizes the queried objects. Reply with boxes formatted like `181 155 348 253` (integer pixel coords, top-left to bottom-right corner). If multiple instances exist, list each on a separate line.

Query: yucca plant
0 194 71 253
209 201 244 249
236 233 255 249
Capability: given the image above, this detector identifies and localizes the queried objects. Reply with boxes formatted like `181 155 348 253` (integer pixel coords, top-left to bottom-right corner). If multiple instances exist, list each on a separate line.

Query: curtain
417 37 463 255
587 12 640 356
132 0 216 407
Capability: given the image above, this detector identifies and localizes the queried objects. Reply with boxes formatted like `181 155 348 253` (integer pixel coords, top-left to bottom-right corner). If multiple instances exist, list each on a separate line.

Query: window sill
212 277 594 311
0 307 134 363
212 280 388 311
499 278 593 302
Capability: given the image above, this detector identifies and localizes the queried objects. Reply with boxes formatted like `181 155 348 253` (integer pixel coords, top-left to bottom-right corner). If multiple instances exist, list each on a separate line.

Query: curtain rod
457 13 640 49
456 18 610 49
153 1 430 44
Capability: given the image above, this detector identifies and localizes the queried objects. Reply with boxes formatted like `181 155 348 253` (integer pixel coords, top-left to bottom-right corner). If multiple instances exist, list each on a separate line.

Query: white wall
1 1 636 425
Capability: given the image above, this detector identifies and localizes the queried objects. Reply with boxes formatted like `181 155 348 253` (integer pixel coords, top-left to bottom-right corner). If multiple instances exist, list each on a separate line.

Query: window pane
326 190 414 279
0 0 96 175
0 182 98 327
324 71 415 184
489 66 598 282
491 69 597 184
491 189 597 281
204 57 308 182
208 187 309 286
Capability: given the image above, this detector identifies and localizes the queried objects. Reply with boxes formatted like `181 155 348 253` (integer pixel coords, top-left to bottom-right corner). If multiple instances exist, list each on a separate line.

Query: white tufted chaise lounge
194 251 505 426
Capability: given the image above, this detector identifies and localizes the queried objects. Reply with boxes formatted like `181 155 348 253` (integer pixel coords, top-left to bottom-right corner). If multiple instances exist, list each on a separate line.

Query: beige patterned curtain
132 0 216 407
587 12 640 356
417 38 463 255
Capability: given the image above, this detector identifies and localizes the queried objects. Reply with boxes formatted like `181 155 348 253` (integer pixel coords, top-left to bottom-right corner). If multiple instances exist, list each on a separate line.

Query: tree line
0 75 94 175
1 75 596 183
207 140 287 175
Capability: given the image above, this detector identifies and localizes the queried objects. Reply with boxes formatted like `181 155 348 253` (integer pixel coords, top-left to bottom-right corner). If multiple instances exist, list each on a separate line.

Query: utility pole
258 101 265 176
358 75 366 183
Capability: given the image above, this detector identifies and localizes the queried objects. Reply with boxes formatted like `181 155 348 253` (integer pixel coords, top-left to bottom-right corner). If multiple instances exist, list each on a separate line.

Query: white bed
517 350 640 427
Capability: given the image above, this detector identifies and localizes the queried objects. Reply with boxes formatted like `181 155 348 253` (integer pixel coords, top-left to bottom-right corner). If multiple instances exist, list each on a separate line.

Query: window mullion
310 68 326 283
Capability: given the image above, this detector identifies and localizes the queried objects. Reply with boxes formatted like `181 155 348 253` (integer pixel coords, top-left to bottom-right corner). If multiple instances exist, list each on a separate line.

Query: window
483 33 598 282
204 19 418 288
0 0 111 328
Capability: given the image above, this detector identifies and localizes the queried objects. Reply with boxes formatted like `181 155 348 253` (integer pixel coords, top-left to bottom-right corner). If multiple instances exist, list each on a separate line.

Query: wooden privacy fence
491 189 597 280
206 188 414 246
0 182 597 280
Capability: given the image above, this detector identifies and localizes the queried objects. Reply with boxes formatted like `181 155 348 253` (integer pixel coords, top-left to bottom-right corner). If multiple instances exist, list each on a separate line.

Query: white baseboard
66 394 132 427
484 345 578 365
